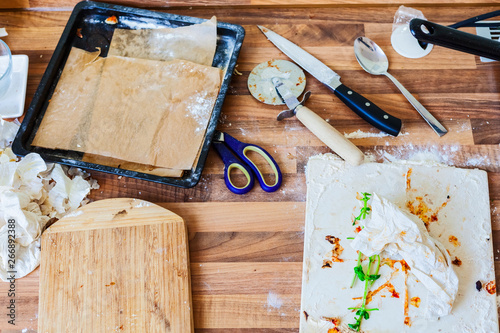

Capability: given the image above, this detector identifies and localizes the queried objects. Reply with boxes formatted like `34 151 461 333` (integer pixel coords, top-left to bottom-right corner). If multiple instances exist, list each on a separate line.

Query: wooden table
1 1 500 332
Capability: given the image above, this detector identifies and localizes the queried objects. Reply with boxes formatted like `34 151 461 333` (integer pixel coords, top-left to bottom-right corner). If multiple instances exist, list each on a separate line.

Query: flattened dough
300 154 498 333
32 48 104 150
108 16 217 66
83 56 221 170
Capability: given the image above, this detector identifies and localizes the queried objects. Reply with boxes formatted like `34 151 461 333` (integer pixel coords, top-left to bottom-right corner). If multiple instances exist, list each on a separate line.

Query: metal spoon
354 36 447 137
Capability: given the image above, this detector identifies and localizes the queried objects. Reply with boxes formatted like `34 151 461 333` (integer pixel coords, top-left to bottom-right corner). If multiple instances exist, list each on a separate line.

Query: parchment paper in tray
33 49 183 177
32 48 104 150
84 56 221 170
82 154 184 177
108 16 217 66
33 15 222 173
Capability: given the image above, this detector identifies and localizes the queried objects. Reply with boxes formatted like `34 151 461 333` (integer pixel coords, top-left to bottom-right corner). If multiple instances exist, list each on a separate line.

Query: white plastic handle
295 105 365 166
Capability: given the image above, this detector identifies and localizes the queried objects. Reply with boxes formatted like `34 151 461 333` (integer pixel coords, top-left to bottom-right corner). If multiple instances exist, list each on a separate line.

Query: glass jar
0 40 12 99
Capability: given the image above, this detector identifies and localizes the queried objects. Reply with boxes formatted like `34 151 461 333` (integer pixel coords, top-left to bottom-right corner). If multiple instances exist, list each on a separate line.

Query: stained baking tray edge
12 0 245 188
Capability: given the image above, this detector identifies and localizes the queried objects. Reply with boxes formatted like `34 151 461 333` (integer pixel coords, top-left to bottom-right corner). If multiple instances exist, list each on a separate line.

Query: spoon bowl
353 36 448 137
354 37 389 76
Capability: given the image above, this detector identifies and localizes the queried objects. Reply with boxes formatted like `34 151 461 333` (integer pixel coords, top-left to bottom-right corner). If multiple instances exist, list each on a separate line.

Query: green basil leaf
348 323 359 330
354 266 366 281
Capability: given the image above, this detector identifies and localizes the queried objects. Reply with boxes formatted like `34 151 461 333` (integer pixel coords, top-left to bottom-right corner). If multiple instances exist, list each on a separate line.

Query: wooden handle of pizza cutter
295 106 365 166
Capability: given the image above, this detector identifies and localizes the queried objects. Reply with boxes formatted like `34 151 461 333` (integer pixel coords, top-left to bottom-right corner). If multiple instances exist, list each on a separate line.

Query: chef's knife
258 26 402 137
273 77 365 166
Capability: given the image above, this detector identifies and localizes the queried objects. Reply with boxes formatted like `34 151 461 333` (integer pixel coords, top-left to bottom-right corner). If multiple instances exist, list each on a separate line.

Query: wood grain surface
1 2 500 332
38 199 193 333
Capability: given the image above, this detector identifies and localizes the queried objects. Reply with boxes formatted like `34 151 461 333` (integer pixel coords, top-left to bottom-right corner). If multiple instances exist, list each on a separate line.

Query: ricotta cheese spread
351 193 459 318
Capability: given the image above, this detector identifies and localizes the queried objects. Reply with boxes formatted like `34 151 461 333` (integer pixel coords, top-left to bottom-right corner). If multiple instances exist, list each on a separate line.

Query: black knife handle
409 18 500 61
333 84 402 136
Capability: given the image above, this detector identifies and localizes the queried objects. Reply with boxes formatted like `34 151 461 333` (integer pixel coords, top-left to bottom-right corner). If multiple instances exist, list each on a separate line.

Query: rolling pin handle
294 105 365 166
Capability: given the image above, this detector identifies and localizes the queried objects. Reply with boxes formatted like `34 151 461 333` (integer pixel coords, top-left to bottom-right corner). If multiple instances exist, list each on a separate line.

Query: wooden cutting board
38 198 193 333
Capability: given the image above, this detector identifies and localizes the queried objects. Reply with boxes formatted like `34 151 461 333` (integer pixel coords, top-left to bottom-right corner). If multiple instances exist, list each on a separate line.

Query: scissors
212 130 282 195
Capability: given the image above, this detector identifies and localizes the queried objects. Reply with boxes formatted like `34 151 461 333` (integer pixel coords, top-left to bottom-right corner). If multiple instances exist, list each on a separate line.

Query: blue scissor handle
212 141 255 195
221 133 282 193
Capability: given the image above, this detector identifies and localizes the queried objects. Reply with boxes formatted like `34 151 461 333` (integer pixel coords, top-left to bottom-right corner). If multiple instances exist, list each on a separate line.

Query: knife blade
258 25 402 136
272 77 365 166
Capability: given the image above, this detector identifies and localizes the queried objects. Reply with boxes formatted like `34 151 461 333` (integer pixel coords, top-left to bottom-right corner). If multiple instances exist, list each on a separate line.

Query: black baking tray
12 0 245 188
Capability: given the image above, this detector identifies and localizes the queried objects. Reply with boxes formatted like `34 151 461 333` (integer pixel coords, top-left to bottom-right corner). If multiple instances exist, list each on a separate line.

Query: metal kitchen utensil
476 23 500 62
409 18 500 61
248 59 365 166
354 37 447 137
257 26 402 137
248 59 306 105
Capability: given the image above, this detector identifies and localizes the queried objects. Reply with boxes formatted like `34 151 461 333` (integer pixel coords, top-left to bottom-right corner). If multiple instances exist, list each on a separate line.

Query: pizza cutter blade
248 59 306 105
248 59 365 166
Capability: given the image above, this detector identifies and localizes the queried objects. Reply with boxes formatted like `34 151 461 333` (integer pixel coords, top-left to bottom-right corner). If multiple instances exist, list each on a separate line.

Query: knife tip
257 25 269 34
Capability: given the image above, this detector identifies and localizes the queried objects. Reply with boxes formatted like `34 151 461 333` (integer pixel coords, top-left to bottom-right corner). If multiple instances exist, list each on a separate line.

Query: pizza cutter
248 59 365 166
